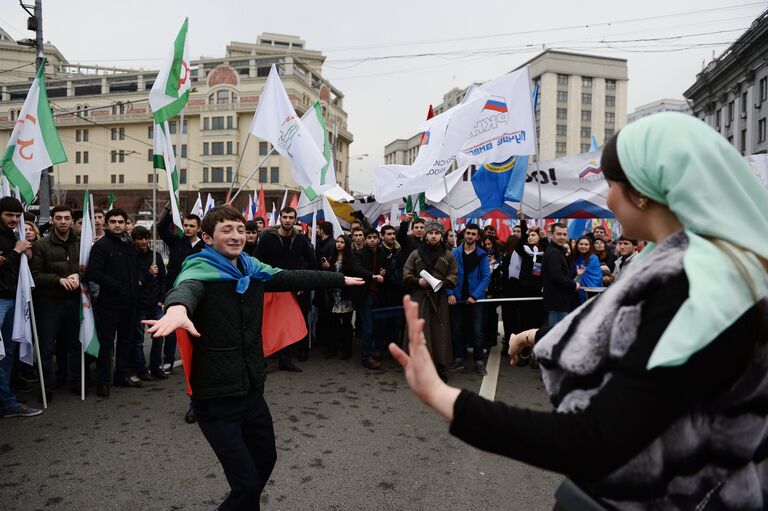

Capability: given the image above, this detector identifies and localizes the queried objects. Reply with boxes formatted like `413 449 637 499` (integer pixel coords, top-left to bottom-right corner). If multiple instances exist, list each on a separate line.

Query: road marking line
479 343 501 401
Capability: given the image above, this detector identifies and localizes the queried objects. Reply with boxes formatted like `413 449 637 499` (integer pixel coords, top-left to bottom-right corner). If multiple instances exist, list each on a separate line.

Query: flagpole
152 131 158 267
28 291 46 409
226 133 252 201
81 331 85 400
230 148 277 204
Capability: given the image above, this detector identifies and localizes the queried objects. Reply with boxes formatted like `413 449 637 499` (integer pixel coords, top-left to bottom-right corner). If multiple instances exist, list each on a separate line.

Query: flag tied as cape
173 246 306 395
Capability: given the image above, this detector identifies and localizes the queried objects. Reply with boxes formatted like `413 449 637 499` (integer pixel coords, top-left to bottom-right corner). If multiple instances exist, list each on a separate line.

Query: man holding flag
0 196 40 417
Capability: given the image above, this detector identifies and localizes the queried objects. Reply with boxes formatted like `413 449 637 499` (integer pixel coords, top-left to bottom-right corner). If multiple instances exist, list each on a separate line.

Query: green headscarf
617 112 768 369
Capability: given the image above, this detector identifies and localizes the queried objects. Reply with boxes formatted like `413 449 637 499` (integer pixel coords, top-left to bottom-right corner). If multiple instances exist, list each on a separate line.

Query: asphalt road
1 339 561 510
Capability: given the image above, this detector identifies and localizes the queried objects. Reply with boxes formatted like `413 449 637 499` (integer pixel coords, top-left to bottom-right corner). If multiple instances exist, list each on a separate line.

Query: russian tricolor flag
483 96 508 113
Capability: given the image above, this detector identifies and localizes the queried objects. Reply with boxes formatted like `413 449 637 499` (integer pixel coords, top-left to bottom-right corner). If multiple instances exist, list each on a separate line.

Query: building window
203 118 210 130
148 126 154 139
76 129 82 142
211 142 225 155
172 144 188 158
760 77 768 102
581 110 591 122
556 124 567 136
728 101 735 123
217 90 229 104
226 141 233 154
227 116 234 129
119 150 125 163
203 167 209 183
259 167 267 183
111 128 118 140
76 175 81 185
605 112 615 124
270 167 280 183
168 121 177 134
211 116 225 130
556 108 567 119
605 95 615 107
76 151 81 164
180 169 187 184
557 91 568 103
210 167 224 182
581 143 591 153
606 80 616 90
557 74 568 86
226 167 233 183
111 174 117 184
119 174 124 184
83 129 89 142
605 128 615 140
119 127 125 140
582 93 592 105
111 150 117 163
759 118 766 143
582 77 592 88
556 142 567 153
83 175 89 184
148 173 156 184
741 129 747 153
148 149 153 161
580 127 591 138
83 151 89 164
259 141 269 155
716 109 722 128
182 119 188 134
203 142 209 155
741 92 748 114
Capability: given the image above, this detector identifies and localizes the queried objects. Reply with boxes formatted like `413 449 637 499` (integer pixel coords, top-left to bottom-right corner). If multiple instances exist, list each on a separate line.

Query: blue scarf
175 246 282 294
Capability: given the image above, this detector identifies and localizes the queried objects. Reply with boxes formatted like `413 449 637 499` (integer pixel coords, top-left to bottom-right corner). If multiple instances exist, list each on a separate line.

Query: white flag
457 66 538 166
79 191 99 357
204 193 215 215
250 65 326 198
190 193 203 218
153 121 183 235
302 101 338 191
12 253 35 365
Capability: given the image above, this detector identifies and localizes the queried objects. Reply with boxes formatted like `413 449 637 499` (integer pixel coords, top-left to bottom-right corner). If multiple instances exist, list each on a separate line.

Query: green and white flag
79 192 99 357
0 60 67 204
153 121 183 235
302 101 337 189
149 18 190 124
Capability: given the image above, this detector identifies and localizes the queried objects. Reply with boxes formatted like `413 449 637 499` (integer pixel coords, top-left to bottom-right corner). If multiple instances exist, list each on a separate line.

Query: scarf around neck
174 246 281 294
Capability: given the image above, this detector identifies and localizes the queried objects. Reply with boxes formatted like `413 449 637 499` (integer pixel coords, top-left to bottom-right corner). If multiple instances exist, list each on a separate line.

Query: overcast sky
0 0 764 193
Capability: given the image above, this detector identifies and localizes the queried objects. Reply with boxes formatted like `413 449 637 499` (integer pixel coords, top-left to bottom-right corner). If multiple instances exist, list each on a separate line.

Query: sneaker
475 361 488 376
362 358 382 370
160 363 173 375
150 368 169 380
446 359 465 372
3 403 43 418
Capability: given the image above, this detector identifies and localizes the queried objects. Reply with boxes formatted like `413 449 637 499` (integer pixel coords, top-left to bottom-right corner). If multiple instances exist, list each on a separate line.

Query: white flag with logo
458 66 537 166
0 61 67 204
250 65 326 199
79 191 99 357
149 18 191 124
153 122 183 235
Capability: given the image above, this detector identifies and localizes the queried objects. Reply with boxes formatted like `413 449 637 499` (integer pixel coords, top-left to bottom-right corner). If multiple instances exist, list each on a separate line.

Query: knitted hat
423 219 445 235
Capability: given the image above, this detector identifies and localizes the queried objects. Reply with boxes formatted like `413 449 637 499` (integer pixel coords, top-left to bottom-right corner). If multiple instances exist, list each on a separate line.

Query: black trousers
94 306 135 386
193 391 277 511
35 295 80 391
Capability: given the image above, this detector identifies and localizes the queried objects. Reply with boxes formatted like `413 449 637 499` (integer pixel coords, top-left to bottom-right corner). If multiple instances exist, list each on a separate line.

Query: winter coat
85 231 138 310
158 210 205 287
29 230 81 300
350 244 388 304
446 244 491 301
0 226 21 299
542 243 577 312
164 268 344 400
255 226 316 271
135 249 166 310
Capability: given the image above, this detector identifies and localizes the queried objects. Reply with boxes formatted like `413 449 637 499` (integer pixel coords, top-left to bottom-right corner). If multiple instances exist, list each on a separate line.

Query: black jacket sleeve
448 274 754 481
350 250 374 282
265 269 345 292
84 243 124 295
545 248 576 291
157 209 177 247
164 279 205 316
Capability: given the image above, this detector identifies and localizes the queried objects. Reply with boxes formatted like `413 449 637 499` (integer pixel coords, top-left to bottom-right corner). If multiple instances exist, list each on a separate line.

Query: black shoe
184 406 196 424
150 368 169 380
96 385 110 398
114 376 142 388
138 372 155 381
278 362 303 373
362 358 382 370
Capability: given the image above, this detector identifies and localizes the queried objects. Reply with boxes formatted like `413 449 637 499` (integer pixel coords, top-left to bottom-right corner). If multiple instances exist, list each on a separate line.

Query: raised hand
143 305 201 338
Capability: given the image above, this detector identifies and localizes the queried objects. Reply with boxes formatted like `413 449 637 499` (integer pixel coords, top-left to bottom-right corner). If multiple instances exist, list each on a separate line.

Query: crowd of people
0 191 645 419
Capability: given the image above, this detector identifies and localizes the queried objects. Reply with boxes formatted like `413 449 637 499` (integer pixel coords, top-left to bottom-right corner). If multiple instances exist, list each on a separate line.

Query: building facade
684 10 768 156
0 32 353 219
628 99 692 124
383 50 628 165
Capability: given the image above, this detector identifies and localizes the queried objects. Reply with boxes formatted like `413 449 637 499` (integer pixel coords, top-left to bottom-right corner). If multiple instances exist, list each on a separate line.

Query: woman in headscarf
570 236 603 304
390 113 768 509
402 219 458 383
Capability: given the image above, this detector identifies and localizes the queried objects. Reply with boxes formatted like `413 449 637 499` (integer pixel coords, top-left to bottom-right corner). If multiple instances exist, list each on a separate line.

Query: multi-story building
0 31 353 219
627 99 691 123
684 9 768 156
383 49 628 165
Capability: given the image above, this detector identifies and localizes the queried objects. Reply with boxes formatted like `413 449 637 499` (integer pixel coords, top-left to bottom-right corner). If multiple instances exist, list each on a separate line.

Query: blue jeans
547 310 568 327
0 298 18 410
450 302 485 361
134 305 164 373
35 296 81 391
357 293 383 360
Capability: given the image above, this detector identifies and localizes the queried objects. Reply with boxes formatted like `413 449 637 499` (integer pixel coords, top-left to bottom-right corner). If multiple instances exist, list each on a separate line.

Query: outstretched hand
143 304 201 338
344 276 365 286
389 295 461 421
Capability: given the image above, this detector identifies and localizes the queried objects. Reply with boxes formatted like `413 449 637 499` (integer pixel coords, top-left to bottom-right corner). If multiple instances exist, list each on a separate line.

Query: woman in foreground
390 112 768 509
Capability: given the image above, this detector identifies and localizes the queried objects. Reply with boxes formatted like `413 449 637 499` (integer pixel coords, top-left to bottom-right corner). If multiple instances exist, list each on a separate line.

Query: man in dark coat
541 222 580 327
30 205 82 397
0 197 40 417
85 208 139 396
158 208 204 374
145 205 361 511
132 225 167 380
351 228 388 369
254 206 316 371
